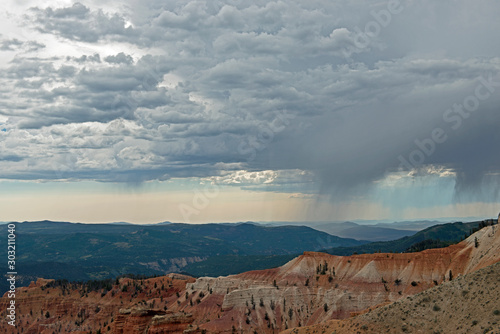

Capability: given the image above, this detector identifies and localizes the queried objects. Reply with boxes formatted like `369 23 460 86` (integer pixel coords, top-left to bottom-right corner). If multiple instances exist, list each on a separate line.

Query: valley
1 223 498 333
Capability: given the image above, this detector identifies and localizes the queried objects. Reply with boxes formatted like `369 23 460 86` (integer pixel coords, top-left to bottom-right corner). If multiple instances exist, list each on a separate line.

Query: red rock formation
195 226 500 333
0 274 196 334
1 226 499 334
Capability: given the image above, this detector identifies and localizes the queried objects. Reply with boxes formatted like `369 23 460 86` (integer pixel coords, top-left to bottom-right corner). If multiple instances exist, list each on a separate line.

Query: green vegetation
324 221 483 256
0 221 363 293
0 219 491 293
184 254 296 278
185 221 487 278
405 239 454 253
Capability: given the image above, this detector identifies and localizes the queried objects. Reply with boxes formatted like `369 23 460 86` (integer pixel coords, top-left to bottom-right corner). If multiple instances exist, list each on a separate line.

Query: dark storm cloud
0 53 176 128
1 0 499 201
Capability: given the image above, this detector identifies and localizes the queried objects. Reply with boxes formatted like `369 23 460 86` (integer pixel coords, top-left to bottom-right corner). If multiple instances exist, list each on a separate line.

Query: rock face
281 260 500 334
1 226 499 334
114 308 194 334
0 274 197 334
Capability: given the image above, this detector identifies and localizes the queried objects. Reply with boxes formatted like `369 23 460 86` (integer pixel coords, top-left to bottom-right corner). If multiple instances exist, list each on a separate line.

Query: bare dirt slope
281 261 500 334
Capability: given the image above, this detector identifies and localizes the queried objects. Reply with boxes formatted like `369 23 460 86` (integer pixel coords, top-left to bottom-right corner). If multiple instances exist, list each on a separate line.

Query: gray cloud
0 38 23 51
67 54 101 63
0 0 498 204
104 52 134 65
0 38 45 52
28 2 136 43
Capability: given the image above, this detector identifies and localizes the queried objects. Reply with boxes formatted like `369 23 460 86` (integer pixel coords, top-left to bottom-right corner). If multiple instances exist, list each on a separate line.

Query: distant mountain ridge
3 224 498 333
0 220 366 293
313 221 416 241
183 220 484 277
324 220 483 256
0 219 489 294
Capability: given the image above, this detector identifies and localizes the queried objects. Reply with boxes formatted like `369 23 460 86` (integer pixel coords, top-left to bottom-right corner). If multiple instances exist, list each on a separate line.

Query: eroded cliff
1 225 499 333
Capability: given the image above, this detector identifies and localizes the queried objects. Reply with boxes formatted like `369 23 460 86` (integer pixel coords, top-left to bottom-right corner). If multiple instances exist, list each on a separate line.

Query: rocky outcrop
1 226 499 334
114 308 194 334
0 275 196 334
139 256 207 273
281 260 500 334
193 225 500 333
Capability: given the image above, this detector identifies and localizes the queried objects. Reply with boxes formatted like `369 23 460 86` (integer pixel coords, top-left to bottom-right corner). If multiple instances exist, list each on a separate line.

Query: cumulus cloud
0 37 45 52
0 38 23 51
0 0 498 205
104 52 134 65
28 2 136 43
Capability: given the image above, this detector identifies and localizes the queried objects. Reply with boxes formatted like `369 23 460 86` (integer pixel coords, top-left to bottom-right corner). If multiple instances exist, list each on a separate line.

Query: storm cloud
0 0 499 204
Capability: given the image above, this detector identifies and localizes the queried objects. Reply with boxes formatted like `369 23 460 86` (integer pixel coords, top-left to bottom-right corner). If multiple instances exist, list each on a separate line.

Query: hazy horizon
2 215 494 226
1 0 499 223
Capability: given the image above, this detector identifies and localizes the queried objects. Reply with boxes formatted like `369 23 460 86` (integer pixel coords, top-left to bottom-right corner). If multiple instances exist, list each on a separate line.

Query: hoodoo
1 226 499 333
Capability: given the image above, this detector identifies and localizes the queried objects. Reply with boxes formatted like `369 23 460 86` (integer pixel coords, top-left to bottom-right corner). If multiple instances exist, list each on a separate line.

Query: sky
0 0 499 223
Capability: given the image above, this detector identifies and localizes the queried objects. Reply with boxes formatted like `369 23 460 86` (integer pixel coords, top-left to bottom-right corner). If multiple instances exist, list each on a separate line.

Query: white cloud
0 0 498 210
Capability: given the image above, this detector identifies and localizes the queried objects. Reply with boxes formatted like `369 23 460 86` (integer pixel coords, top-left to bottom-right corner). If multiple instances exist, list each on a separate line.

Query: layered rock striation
1 226 499 333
